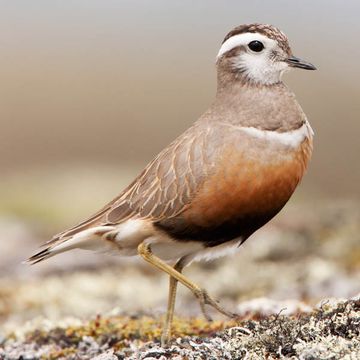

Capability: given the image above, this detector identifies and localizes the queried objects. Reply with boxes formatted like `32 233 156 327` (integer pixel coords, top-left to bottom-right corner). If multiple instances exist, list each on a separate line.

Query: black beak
286 56 316 70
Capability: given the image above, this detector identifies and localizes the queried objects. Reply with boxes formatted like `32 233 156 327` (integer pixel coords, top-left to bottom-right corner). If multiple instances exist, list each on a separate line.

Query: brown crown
222 23 291 54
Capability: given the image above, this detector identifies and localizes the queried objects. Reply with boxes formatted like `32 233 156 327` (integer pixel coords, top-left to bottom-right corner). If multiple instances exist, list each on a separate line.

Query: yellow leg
137 242 236 344
161 257 186 347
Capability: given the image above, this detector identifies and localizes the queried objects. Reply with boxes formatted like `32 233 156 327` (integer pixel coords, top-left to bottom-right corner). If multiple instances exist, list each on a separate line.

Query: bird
28 23 316 346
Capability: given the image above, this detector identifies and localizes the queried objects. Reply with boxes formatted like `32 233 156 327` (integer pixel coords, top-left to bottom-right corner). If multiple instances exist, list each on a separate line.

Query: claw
194 287 234 321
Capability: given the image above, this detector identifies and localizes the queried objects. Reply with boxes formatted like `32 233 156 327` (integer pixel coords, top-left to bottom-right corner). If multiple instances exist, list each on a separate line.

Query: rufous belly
156 137 312 246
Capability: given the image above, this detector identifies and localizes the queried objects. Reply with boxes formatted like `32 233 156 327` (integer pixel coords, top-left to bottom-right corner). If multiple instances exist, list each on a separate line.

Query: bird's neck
216 67 283 94
212 73 305 132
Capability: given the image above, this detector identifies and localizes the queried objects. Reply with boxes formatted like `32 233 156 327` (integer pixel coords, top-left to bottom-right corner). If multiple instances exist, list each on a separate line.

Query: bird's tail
27 247 56 264
26 226 116 265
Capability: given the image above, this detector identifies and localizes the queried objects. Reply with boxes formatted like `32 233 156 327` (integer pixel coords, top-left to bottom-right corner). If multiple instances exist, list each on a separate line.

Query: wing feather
49 123 216 244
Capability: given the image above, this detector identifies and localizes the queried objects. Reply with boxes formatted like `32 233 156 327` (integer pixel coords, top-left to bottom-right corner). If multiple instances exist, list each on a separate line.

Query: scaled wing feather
47 124 215 245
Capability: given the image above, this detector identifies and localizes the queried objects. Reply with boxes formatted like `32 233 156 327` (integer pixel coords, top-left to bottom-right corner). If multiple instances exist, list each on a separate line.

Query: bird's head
216 24 316 87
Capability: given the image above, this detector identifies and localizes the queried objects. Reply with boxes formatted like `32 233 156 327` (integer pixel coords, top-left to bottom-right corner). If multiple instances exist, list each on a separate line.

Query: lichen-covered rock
1 298 359 359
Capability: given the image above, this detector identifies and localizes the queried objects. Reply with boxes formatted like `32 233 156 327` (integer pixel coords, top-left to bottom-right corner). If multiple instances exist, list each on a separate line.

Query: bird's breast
182 131 313 239
155 124 313 246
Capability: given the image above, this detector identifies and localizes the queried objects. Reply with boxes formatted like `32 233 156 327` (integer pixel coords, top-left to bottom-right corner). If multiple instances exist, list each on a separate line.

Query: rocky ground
0 200 359 359
1 298 359 359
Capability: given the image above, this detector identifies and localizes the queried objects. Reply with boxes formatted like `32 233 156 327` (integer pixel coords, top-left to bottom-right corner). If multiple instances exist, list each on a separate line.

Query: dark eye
248 40 264 52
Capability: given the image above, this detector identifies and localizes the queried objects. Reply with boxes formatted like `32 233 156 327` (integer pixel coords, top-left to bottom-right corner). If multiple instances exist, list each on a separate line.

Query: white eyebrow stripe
217 33 274 59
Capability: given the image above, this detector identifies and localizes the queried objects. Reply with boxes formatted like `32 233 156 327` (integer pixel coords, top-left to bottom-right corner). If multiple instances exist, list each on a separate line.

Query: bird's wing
47 123 218 244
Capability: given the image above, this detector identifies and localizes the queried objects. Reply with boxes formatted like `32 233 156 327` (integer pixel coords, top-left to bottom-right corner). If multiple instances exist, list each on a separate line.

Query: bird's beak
286 56 317 70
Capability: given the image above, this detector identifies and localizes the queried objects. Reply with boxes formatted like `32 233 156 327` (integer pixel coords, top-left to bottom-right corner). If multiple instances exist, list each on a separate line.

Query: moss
25 314 238 352
2 300 359 359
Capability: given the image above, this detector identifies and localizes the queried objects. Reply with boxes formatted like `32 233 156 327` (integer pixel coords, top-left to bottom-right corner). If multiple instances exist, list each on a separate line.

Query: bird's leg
137 242 237 338
162 257 215 347
161 257 186 347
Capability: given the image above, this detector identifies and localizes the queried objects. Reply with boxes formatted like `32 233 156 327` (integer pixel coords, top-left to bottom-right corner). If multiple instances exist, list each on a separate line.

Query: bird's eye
248 41 264 52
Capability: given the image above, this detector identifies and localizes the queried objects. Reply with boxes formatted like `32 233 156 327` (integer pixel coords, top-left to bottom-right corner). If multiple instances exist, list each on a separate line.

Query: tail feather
27 248 53 264
26 226 116 265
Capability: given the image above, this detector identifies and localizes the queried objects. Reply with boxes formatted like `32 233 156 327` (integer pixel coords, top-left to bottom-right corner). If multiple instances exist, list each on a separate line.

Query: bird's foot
194 287 238 321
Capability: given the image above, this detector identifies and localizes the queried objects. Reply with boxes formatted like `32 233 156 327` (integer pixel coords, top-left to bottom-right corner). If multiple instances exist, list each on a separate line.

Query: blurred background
0 0 359 334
